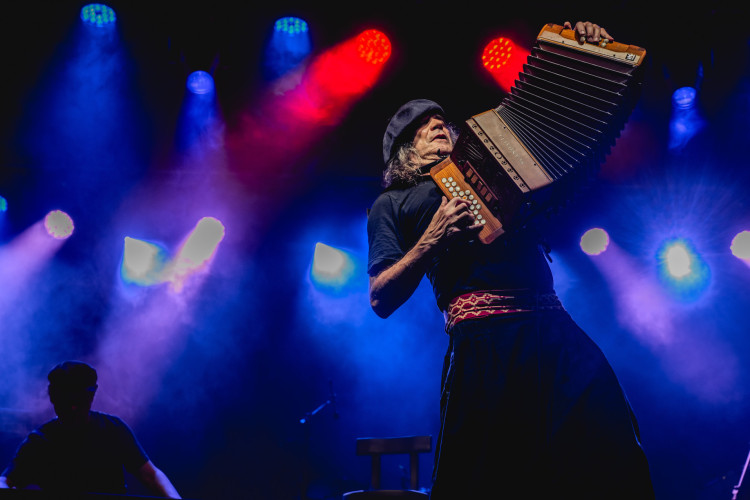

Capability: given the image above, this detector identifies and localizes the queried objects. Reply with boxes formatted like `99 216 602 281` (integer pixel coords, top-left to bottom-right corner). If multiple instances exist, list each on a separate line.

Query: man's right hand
419 196 483 252
369 196 482 319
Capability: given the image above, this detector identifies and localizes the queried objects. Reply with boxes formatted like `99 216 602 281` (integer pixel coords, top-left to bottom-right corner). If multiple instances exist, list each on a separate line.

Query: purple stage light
580 228 609 256
168 217 226 292
44 210 74 239
177 217 225 268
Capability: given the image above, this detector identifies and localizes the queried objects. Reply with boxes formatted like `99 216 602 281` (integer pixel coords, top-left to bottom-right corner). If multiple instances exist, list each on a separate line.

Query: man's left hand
564 21 613 44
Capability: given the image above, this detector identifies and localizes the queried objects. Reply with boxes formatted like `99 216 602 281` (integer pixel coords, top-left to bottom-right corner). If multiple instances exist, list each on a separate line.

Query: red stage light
357 29 391 65
480 36 529 93
482 37 513 72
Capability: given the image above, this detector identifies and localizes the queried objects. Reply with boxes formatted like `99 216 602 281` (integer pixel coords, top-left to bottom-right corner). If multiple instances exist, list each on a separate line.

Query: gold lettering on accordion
472 111 553 191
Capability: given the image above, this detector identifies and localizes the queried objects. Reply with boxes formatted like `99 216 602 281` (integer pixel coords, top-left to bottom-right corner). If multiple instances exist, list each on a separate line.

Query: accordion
430 23 646 244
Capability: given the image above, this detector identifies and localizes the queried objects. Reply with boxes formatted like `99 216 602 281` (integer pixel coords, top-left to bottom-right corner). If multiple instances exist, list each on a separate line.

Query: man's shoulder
88 411 131 431
373 178 436 205
34 417 62 436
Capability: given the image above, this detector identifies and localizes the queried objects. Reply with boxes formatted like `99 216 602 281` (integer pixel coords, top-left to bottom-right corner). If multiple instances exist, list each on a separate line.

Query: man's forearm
369 237 434 318
136 461 181 499
369 196 479 318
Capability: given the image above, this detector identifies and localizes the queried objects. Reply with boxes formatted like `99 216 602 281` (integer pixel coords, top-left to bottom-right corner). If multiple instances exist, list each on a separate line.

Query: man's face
412 114 453 165
50 387 95 426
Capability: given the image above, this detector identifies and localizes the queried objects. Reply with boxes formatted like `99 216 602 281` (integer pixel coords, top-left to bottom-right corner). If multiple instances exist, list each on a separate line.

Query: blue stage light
187 71 215 95
731 231 750 260
657 238 710 301
80 4 116 27
672 86 697 110
669 86 704 150
664 242 691 278
264 17 312 80
580 228 609 256
121 237 167 286
275 17 308 35
0 196 7 213
311 242 355 287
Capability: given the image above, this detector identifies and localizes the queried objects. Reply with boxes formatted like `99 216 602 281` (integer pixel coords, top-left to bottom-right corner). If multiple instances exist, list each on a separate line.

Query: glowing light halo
656 237 710 302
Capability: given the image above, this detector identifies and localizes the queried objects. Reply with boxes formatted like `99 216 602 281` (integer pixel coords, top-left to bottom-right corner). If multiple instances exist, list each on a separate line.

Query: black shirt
367 175 554 311
2 411 149 494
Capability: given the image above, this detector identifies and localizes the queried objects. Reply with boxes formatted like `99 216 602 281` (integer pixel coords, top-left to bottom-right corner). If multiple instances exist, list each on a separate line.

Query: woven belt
443 290 564 333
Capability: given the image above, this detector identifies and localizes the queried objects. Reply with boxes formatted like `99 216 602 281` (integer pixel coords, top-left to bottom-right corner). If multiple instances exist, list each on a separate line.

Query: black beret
382 99 445 164
48 361 98 392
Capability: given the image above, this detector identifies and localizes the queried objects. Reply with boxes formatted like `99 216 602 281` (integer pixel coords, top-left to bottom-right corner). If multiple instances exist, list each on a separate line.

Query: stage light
187 71 215 95
43 210 74 239
669 86 704 150
481 35 529 93
264 16 312 80
580 228 609 256
167 217 226 292
312 243 355 287
121 237 167 286
657 238 710 301
275 16 308 35
731 231 750 260
664 242 691 278
672 86 697 110
0 196 7 213
177 217 226 268
356 30 391 65
80 4 116 27
482 37 514 72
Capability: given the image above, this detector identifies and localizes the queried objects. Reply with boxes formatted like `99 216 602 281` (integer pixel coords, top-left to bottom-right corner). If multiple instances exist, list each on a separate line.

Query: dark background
1 1 750 499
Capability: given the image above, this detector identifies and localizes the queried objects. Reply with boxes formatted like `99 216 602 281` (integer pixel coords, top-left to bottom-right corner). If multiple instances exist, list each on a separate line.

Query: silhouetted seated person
0 361 181 498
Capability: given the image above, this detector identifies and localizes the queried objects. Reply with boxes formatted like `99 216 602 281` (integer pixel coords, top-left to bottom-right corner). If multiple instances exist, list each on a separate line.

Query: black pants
430 311 654 499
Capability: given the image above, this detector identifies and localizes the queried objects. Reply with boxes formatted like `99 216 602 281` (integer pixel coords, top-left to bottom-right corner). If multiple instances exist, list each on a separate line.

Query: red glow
357 30 391 65
228 30 390 180
481 36 529 93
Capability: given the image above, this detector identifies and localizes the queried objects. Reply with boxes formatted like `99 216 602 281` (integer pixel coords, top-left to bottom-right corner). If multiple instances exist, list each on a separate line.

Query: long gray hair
382 122 460 188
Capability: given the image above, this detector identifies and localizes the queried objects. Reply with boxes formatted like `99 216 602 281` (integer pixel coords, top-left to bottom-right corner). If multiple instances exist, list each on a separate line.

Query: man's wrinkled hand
564 21 613 45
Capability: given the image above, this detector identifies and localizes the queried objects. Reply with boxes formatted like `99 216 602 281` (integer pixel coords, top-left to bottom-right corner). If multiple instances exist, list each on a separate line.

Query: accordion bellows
430 23 646 244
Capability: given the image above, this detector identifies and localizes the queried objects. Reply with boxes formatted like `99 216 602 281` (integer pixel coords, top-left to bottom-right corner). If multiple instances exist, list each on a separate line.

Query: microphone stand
732 445 750 500
299 381 338 500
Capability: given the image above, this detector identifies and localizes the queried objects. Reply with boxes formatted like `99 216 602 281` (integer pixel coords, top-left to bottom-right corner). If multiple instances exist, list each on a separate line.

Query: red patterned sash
444 290 563 333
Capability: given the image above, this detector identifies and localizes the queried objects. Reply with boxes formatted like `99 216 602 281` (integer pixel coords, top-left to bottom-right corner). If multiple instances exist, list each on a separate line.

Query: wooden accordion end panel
431 23 646 244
